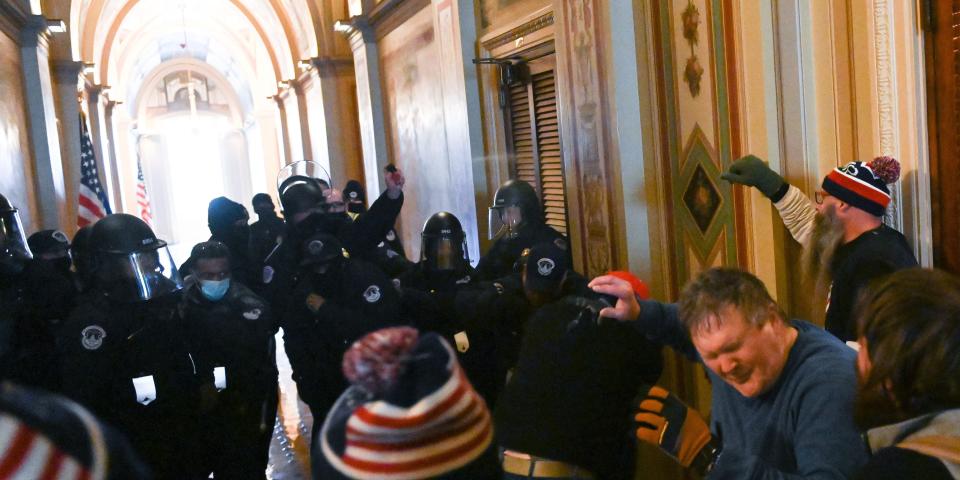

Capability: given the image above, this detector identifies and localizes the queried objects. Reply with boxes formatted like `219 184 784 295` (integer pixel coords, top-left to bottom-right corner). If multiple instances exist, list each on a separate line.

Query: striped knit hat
318 327 494 480
821 156 900 217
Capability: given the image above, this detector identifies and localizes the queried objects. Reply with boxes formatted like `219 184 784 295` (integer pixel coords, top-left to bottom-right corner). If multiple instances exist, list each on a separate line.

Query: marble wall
0 30 37 232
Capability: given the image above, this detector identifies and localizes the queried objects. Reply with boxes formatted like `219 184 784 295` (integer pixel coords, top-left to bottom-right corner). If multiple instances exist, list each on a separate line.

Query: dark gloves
635 385 721 475
721 154 787 199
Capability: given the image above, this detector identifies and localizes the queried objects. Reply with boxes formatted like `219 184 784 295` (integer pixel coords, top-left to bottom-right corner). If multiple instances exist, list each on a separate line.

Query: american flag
136 155 153 226
77 113 112 228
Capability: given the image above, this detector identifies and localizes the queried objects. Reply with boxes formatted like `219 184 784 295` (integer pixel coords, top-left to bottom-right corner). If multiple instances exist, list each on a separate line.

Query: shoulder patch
363 285 382 303
262 266 275 284
81 325 106 350
554 238 568 250
386 230 397 242
392 278 402 290
242 308 262 320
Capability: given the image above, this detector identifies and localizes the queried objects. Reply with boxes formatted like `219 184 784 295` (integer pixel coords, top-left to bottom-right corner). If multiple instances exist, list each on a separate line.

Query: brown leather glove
635 385 719 473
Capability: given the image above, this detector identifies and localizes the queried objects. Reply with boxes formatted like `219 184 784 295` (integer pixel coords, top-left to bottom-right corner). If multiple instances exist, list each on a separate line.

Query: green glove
721 155 786 199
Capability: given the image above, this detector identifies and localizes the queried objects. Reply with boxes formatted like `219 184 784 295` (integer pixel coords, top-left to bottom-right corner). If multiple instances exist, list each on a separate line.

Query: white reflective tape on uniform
454 331 470 353
132 376 157 405
214 367 227 391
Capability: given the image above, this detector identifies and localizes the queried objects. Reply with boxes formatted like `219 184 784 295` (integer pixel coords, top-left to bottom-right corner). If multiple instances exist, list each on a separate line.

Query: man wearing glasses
721 155 916 342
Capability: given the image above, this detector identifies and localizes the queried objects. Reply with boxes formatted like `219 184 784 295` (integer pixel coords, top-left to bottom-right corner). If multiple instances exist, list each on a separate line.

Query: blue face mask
200 278 230 301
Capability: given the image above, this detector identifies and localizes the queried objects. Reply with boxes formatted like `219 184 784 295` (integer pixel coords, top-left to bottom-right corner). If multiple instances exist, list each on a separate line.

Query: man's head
252 193 276 219
343 180 366 214
488 179 543 239
420 212 469 273
521 243 569 307
27 230 72 273
679 268 794 398
207 197 250 242
190 241 232 302
853 268 960 430
322 189 347 214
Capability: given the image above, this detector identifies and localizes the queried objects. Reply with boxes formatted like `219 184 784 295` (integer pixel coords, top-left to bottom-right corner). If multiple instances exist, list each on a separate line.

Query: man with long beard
851 268 960 479
722 155 916 341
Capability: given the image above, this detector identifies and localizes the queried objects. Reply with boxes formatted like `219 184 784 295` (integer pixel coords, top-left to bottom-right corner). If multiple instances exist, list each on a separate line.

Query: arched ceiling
70 0 323 116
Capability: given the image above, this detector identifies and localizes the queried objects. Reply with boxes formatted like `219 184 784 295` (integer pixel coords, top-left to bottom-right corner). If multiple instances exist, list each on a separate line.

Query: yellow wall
0 30 39 231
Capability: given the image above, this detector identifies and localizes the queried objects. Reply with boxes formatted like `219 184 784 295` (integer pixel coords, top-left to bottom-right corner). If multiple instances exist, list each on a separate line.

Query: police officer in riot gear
12 230 77 391
180 241 277 479
396 212 508 405
0 193 32 378
58 213 205 479
262 163 406 311
281 232 401 436
477 179 570 280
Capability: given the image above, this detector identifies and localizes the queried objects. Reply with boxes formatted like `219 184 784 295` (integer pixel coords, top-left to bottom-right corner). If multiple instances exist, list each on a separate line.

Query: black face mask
44 257 72 275
347 203 366 215
294 212 350 241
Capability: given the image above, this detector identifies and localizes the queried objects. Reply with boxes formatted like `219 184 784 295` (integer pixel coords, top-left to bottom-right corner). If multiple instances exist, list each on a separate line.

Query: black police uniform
261 189 404 313
495 295 664 479
476 222 569 281
0 193 31 379
180 280 278 479
282 256 401 426
10 257 76 391
250 213 284 265
58 292 205 479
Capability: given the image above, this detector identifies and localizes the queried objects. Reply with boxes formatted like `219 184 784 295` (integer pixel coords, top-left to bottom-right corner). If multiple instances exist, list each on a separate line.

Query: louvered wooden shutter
504 65 569 235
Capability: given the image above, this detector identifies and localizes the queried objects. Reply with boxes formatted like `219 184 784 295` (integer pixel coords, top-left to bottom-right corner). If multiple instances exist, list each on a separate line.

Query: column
345 17 389 198
20 15 66 229
102 99 123 211
52 60 82 233
292 79 314 163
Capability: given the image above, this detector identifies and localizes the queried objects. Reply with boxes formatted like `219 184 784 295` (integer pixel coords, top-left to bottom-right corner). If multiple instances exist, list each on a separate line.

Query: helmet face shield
422 236 468 271
488 206 523 240
97 246 183 301
0 209 32 275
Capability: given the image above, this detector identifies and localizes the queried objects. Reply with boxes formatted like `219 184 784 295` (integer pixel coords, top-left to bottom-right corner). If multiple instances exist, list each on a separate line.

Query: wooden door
925 0 960 274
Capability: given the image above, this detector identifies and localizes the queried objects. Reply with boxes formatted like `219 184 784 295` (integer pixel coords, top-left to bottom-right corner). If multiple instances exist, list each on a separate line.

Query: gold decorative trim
872 0 901 230
481 12 554 50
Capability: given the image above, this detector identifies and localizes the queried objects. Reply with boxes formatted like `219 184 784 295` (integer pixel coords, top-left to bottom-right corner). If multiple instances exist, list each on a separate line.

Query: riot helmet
421 212 469 272
488 179 542 239
278 161 333 224
89 213 183 302
0 193 32 276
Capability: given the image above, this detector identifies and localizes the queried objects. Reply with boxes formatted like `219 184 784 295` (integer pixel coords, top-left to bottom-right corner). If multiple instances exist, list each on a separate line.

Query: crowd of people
0 155 956 479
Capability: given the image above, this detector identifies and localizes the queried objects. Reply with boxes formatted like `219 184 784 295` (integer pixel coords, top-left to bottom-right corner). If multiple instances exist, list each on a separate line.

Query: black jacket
281 258 401 418
476 222 570 281
57 292 205 479
495 295 664 479
827 225 917 341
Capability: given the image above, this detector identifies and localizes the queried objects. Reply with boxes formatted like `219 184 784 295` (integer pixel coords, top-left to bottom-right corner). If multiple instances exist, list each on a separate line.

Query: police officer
0 193 32 378
261 163 406 311
250 193 284 265
396 212 511 405
477 179 570 280
331 185 412 278
281 232 401 432
495 261 663 479
12 230 77 391
57 214 205 479
180 241 277 479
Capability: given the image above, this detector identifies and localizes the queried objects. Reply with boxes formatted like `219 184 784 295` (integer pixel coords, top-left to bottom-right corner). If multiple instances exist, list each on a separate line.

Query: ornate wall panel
653 0 738 286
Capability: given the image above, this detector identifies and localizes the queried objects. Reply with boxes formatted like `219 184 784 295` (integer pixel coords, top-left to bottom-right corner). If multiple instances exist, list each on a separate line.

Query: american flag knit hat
821 156 900 217
318 327 493 480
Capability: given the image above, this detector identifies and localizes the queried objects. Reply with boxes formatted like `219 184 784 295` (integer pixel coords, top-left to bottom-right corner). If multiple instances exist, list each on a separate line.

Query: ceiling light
277 80 290 90
46 19 66 34
82 63 95 74
298 59 313 71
